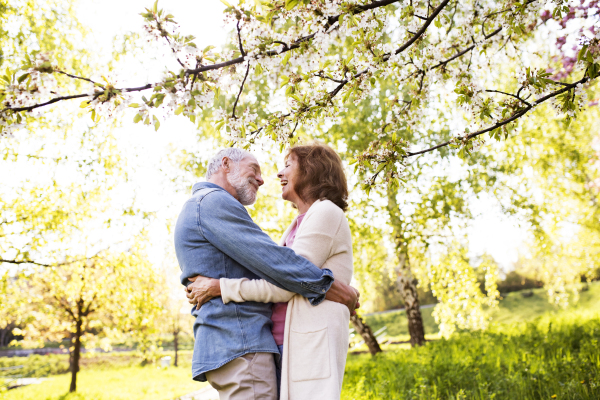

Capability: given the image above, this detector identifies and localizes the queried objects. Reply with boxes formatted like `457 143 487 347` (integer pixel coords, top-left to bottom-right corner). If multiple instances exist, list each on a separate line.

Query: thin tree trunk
173 329 179 367
387 188 426 347
350 314 382 355
396 252 426 346
69 318 83 392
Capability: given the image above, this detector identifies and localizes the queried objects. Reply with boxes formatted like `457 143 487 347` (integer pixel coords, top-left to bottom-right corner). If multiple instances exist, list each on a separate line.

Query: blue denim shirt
174 182 334 381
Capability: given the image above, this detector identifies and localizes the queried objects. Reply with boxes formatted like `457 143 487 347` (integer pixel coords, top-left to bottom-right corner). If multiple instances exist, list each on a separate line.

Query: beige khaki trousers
205 352 277 400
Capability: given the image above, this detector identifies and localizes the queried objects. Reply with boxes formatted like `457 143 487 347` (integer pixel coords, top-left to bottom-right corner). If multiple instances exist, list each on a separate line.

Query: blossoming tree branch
1 0 598 188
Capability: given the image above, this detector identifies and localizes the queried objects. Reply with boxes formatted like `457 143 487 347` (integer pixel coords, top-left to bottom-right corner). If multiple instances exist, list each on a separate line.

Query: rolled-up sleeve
198 192 333 305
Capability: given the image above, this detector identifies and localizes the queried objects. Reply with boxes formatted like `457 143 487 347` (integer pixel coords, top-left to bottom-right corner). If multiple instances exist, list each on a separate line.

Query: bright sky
73 0 529 272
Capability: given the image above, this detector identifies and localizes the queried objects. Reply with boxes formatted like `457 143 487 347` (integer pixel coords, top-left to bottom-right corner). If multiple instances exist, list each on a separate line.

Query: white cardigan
220 199 353 400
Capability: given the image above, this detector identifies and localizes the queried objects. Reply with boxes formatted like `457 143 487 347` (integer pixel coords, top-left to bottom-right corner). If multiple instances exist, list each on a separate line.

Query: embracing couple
174 142 359 400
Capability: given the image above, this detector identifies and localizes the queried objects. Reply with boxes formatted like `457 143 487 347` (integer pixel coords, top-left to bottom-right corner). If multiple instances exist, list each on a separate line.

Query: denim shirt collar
192 181 226 195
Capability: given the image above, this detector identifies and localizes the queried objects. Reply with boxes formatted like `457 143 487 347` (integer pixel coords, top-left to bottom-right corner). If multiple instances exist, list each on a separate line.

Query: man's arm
186 276 360 314
198 192 333 305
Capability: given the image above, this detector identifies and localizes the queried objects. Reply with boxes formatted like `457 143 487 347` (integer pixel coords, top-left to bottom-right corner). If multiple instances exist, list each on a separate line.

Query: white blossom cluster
4 0 599 170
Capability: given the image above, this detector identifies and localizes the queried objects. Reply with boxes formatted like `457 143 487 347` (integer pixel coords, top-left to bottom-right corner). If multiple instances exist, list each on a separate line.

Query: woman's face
277 153 300 204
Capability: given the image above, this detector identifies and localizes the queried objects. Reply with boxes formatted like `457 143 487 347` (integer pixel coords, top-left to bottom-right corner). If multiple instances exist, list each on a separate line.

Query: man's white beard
227 164 257 206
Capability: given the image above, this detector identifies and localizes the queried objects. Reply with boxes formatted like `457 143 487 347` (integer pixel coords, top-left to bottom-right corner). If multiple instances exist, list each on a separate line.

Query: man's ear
222 157 230 172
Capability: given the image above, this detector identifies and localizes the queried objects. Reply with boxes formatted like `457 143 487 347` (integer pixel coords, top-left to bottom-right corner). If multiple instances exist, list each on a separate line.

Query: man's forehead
243 155 261 169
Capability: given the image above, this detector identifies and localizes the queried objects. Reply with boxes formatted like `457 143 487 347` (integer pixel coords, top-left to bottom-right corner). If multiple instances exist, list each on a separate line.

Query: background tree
487 90 600 306
13 247 163 392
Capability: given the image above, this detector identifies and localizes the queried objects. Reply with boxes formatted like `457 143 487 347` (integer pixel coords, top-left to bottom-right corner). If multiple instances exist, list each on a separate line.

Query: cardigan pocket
290 327 331 382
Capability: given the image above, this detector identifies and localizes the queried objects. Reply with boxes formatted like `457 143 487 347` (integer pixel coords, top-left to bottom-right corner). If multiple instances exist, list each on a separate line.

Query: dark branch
486 89 532 106
406 75 591 157
3 84 153 113
314 72 345 83
387 0 450 58
273 41 290 51
232 63 250 118
430 27 502 70
56 70 101 86
0 258 52 267
328 0 450 100
236 21 246 57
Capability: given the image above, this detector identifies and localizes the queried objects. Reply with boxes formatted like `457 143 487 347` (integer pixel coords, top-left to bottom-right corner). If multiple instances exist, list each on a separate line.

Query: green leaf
282 52 291 66
285 0 299 10
80 101 90 108
17 73 29 84
220 0 232 6
153 115 160 131
174 105 184 115
133 113 142 123
128 103 140 108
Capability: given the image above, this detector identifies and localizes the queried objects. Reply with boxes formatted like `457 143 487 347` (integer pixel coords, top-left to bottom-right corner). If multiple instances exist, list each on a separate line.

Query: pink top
271 213 306 345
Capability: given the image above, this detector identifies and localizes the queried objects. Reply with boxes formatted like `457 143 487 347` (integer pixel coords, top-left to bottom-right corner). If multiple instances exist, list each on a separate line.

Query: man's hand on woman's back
325 281 360 315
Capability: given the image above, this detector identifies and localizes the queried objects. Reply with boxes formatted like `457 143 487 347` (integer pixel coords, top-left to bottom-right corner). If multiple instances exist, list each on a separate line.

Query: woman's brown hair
287 142 349 212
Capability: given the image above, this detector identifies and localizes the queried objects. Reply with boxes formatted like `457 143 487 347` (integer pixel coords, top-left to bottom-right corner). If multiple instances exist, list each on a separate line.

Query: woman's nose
277 170 284 178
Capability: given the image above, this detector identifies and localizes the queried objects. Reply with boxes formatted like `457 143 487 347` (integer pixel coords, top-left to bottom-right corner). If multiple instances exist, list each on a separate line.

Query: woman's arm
220 278 295 304
186 275 295 306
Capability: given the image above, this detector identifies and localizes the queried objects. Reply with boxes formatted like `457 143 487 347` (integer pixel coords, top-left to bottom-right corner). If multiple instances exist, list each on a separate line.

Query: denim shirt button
322 289 325 293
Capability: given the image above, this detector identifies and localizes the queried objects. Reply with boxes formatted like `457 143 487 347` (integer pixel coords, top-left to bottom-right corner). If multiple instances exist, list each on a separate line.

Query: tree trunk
173 329 179 367
396 252 426 346
0 322 16 347
350 314 382 356
69 318 83 392
387 188 426 347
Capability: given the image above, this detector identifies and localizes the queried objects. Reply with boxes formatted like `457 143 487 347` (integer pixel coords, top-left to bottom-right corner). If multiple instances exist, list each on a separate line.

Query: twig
430 27 502 70
236 21 246 57
314 72 345 83
3 84 153 113
273 40 290 51
0 258 52 267
486 89 531 106
232 63 250 118
55 71 101 86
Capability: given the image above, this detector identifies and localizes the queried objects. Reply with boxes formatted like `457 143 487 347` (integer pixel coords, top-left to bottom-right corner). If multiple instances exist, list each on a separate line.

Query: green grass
344 305 600 399
347 283 600 398
0 351 203 400
0 365 207 400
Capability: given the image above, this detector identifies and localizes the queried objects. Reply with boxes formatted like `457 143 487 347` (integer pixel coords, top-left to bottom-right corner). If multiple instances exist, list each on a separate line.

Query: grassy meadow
344 283 600 399
343 309 600 399
0 352 207 400
1 284 599 400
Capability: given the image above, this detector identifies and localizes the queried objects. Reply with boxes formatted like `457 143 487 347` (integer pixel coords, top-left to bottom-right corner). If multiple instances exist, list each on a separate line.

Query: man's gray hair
205 148 251 180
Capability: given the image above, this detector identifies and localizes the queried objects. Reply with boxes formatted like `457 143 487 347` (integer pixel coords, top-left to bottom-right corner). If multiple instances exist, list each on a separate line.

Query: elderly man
174 148 358 399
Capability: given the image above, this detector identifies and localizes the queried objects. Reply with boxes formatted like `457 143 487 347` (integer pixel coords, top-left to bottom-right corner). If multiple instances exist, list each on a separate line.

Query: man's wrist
211 279 222 297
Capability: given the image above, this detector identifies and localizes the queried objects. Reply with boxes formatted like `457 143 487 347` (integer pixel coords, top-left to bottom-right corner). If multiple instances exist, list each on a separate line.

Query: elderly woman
193 142 353 400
